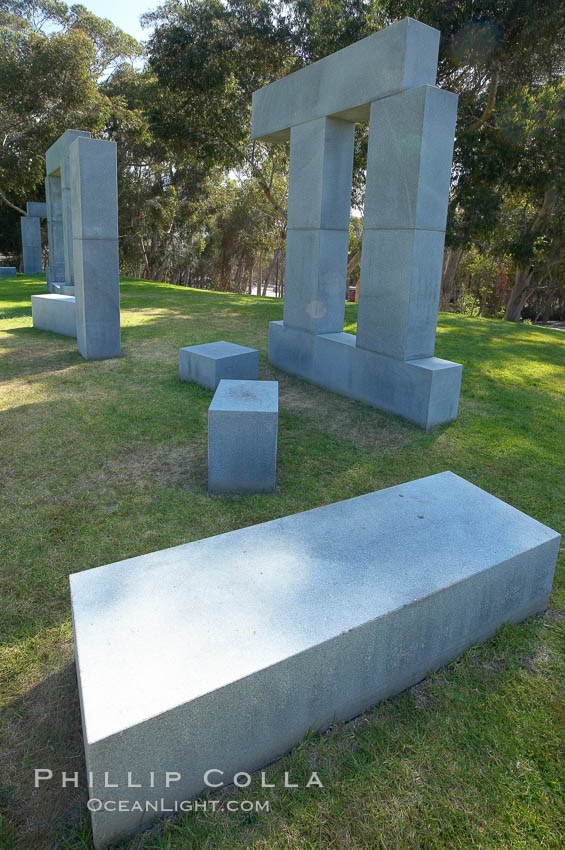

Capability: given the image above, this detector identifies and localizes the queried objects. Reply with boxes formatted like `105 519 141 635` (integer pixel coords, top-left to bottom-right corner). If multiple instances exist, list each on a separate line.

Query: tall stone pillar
45 130 91 288
356 86 458 360
62 155 75 284
70 136 121 360
284 117 355 335
21 216 42 274
45 175 65 285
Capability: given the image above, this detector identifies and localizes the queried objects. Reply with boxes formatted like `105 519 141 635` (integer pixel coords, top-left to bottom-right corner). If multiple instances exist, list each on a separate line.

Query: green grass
0 273 564 850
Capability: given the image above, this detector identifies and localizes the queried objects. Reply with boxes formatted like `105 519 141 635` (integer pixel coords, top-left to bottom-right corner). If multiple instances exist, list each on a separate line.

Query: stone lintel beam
251 18 439 143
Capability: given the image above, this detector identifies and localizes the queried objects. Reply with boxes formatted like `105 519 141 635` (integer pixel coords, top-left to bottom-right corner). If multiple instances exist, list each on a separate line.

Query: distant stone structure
252 18 462 429
32 130 121 360
21 202 47 274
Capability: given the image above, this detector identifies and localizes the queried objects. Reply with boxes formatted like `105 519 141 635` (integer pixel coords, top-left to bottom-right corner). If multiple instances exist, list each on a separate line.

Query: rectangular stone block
69 141 119 241
31 294 76 337
363 86 458 231
45 129 91 177
268 321 461 429
26 202 47 218
179 341 259 390
70 137 120 360
208 379 278 493
70 471 560 849
45 175 65 284
0 267 17 277
287 117 355 230
51 283 75 296
252 18 439 141
356 228 446 360
21 216 42 274
283 228 350 335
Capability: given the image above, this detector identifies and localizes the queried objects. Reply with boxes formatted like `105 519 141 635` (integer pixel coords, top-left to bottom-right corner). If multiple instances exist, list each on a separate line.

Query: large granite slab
70 471 559 847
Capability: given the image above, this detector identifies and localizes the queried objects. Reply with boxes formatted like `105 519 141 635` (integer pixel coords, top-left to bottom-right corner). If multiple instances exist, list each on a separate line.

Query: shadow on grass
0 664 88 850
0 306 33 321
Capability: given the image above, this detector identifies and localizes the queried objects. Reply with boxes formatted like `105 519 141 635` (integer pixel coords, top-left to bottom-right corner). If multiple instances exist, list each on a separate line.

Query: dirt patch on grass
84 442 208 495
261 365 416 452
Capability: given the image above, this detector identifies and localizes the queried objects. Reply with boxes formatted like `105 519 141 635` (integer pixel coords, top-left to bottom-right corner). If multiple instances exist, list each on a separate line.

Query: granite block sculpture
33 130 120 358
208 379 278 493
20 202 47 274
252 18 462 429
179 341 259 390
70 471 559 848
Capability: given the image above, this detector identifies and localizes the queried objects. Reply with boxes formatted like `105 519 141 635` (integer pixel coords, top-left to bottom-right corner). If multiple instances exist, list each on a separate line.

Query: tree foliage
1 0 564 320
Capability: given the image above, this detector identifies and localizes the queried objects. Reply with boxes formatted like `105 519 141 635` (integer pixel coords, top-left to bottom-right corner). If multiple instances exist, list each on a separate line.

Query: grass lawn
1 274 564 850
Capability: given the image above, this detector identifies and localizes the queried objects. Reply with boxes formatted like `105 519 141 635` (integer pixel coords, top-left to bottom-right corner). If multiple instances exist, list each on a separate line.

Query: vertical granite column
61 155 75 284
21 215 42 273
284 117 355 335
45 175 66 286
356 85 458 360
70 137 120 360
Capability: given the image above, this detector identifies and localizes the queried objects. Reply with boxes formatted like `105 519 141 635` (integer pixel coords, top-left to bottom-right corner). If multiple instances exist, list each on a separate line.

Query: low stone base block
52 283 75 296
0 267 17 277
70 471 559 848
208 379 278 493
31 293 76 338
268 320 462 429
179 341 259 390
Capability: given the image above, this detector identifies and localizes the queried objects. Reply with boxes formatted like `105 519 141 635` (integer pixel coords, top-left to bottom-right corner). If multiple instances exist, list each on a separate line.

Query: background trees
1 0 564 321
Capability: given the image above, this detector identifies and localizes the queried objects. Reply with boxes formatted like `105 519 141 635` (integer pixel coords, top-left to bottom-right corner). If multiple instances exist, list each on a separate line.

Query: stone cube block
31 294 77 337
208 379 278 493
0 267 17 277
179 341 259 390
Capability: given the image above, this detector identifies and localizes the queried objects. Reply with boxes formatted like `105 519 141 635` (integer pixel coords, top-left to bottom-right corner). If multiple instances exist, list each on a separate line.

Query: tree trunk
262 249 280 296
258 251 263 296
439 246 463 311
504 267 534 321
504 186 559 321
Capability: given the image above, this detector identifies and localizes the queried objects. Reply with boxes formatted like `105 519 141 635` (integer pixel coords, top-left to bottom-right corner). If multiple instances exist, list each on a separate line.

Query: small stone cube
179 341 259 390
208 379 278 493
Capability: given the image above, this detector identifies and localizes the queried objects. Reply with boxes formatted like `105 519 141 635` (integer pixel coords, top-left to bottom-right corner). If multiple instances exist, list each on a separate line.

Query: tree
0 0 142 220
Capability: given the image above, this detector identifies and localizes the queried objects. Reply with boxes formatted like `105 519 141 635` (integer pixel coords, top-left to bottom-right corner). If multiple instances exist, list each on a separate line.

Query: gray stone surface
356 228 447 361
70 136 120 360
45 174 66 286
21 215 42 274
26 202 47 218
356 86 458 359
0 267 17 277
269 321 461 429
208 379 278 493
362 86 458 231
284 117 354 334
31 294 77 337
45 129 91 177
252 18 439 142
251 18 461 428
179 341 259 390
46 130 91 287
70 471 560 849
51 283 75 296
